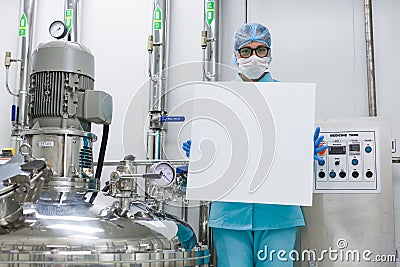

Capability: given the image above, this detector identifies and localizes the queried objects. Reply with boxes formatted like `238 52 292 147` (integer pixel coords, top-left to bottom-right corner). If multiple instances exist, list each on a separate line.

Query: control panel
314 130 379 193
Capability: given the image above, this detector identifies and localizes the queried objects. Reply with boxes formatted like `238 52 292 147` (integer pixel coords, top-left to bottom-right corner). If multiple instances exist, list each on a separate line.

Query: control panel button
366 171 373 178
352 171 359 178
365 146 372 153
329 171 336 178
318 172 325 178
351 158 359 165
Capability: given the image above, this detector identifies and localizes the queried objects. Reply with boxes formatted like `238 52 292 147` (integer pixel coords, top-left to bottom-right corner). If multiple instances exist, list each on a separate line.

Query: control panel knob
366 171 373 178
351 158 359 165
335 160 340 166
339 171 346 178
329 171 336 178
352 171 359 178
318 172 326 178
365 146 372 153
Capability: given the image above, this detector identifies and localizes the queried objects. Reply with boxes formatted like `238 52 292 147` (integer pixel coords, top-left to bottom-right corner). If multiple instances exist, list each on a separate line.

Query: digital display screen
349 144 360 152
328 146 346 155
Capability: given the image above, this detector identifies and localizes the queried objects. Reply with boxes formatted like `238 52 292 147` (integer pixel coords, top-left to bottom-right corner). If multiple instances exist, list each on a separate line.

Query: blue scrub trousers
213 227 298 267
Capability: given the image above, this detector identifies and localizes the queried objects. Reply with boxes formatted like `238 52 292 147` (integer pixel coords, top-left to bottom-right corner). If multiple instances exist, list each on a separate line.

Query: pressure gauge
49 20 67 39
150 162 176 187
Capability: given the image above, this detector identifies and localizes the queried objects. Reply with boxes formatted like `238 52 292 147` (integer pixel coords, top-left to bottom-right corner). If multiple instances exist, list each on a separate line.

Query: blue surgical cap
232 23 272 65
233 23 272 51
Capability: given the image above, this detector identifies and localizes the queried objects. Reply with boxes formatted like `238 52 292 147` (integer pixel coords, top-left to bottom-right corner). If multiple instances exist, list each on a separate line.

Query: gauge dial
49 20 67 39
151 162 175 187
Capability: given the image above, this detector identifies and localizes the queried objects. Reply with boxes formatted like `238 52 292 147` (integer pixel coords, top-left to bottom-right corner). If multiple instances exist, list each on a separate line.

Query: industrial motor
24 41 112 191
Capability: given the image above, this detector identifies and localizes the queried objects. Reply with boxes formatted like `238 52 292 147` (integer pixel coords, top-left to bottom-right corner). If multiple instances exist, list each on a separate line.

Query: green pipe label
206 1 215 26
65 9 73 31
154 5 162 30
19 12 27 36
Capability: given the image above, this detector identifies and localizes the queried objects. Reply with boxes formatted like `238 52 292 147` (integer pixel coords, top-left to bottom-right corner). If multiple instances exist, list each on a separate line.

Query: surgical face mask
237 55 270 79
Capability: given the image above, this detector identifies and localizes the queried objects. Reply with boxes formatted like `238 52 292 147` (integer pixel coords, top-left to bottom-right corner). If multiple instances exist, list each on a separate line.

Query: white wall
1 0 400 253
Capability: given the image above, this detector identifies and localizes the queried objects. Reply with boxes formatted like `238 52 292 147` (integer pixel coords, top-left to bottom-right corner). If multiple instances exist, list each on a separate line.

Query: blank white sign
185 82 316 206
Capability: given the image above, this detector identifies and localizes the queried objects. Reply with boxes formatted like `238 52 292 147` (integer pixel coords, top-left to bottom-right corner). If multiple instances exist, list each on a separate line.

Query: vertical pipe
181 200 188 222
12 0 37 149
149 0 169 117
147 0 169 162
201 2 220 266
202 0 219 81
64 0 81 42
146 0 169 211
244 0 248 24
364 0 377 117
198 201 210 244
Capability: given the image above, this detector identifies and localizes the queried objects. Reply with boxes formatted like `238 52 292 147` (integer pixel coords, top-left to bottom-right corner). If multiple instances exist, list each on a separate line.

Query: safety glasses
238 46 269 58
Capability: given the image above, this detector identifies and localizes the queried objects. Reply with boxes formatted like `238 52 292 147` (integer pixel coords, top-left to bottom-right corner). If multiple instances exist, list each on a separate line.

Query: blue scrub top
208 71 305 230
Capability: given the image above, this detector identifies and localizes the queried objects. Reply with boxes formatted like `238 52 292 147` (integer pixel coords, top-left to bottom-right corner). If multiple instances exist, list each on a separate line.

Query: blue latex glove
182 140 191 157
314 127 328 164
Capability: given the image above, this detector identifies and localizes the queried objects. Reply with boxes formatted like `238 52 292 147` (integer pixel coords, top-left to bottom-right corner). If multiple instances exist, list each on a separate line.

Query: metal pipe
148 0 169 116
181 201 188 222
12 0 37 150
364 0 377 117
200 3 220 264
202 0 219 82
198 201 210 244
64 0 81 42
93 160 189 167
244 0 248 24
147 0 170 163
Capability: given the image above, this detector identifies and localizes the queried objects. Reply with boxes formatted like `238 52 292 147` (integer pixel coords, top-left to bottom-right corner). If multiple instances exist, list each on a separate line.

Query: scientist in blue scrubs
183 22 327 267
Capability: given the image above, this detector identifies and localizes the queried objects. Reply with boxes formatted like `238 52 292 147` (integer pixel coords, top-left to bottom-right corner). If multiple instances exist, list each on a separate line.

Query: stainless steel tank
0 191 209 266
0 41 209 266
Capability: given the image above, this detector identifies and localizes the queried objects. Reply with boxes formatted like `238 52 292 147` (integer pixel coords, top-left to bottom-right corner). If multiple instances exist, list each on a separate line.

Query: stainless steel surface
64 0 81 42
147 0 169 182
301 117 395 267
23 128 97 191
146 0 170 209
202 0 219 82
148 0 169 114
0 191 209 266
181 200 188 222
11 0 37 150
146 130 166 210
94 159 189 167
365 0 377 117
17 0 36 129
147 129 166 161
244 0 248 24
201 3 220 262
5 51 22 97
198 201 209 245
0 155 47 232
5 69 19 97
